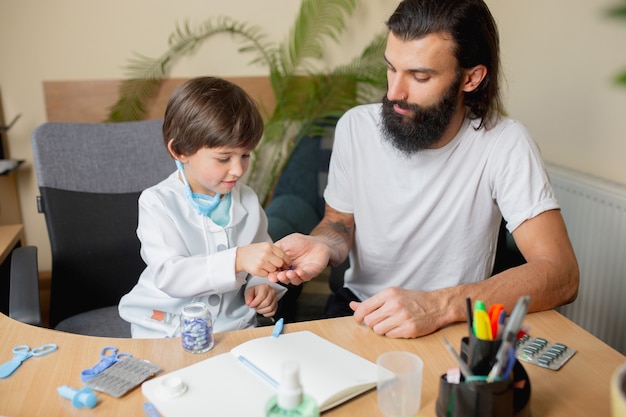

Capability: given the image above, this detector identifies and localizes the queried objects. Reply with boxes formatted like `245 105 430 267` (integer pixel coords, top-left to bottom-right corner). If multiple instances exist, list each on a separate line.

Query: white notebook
142 331 377 416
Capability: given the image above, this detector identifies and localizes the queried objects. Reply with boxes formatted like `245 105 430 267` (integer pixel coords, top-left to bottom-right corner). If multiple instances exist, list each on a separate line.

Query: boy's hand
236 242 291 276
268 234 331 285
245 284 278 317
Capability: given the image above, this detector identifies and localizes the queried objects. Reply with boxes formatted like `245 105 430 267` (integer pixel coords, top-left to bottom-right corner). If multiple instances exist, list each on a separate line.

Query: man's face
381 32 465 155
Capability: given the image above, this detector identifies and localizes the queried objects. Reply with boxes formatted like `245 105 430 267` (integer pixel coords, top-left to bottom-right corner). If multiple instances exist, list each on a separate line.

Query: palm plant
107 0 388 205
608 2 626 86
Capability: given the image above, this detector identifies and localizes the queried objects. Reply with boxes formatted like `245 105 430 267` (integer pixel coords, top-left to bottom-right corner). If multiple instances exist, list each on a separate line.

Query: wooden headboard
43 77 275 123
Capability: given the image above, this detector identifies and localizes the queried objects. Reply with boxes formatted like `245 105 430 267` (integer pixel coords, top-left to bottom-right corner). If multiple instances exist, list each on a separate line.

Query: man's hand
350 287 447 338
267 234 331 285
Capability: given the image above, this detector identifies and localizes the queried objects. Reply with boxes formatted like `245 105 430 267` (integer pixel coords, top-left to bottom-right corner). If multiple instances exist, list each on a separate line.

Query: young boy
119 77 290 338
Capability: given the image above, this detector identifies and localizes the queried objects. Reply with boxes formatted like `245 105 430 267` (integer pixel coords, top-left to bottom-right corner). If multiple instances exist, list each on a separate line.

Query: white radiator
546 163 626 355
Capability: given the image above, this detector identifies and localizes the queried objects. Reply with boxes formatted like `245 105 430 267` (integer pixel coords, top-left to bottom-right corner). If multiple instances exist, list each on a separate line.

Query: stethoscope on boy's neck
175 160 221 217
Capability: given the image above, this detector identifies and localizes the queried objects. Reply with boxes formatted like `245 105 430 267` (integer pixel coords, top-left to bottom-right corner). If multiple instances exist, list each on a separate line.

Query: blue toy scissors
0 343 58 378
81 346 132 382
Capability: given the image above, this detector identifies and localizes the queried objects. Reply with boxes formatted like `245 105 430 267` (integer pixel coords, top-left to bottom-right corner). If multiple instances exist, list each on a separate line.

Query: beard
381 73 462 156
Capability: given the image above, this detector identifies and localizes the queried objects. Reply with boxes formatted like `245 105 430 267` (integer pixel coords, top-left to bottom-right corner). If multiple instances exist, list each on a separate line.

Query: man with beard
268 0 579 338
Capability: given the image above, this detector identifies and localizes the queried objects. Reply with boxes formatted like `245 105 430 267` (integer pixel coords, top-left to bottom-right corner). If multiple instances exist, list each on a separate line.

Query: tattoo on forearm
313 219 352 265
326 220 351 237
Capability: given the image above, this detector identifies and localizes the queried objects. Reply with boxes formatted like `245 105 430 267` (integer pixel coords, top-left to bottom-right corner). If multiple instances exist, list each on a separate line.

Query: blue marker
238 355 279 388
272 317 284 338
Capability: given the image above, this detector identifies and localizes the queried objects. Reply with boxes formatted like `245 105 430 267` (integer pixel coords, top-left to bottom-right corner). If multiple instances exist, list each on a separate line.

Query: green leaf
107 0 388 204
607 5 626 18
106 78 163 122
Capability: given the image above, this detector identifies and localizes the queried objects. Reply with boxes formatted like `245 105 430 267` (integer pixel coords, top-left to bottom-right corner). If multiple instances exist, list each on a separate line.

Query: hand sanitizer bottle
266 362 320 417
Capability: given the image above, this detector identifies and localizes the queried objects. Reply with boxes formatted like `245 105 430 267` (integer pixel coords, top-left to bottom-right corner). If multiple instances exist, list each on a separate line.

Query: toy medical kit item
143 402 162 417
159 376 188 398
272 317 284 338
516 334 576 371
85 356 161 398
180 302 214 353
57 385 98 409
0 343 58 378
81 346 132 381
265 362 320 417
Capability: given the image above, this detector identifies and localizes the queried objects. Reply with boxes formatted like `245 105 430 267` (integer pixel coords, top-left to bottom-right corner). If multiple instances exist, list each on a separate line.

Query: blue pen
502 346 517 379
497 309 506 339
272 317 284 338
237 355 279 388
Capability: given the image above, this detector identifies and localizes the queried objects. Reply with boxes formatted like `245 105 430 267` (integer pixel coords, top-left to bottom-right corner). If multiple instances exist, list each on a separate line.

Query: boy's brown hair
163 76 264 156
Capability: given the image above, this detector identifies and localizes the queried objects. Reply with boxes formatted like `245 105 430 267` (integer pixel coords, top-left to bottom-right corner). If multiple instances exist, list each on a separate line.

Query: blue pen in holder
435 335 531 417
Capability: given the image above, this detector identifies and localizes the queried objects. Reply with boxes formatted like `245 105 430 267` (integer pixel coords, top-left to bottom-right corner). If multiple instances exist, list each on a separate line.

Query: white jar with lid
180 302 214 353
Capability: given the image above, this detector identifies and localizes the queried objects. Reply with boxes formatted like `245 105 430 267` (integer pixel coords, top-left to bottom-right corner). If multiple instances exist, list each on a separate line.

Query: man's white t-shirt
324 103 559 300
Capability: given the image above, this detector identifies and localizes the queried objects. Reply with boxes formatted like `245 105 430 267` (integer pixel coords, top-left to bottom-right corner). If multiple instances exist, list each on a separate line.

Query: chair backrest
271 124 335 219
32 120 173 327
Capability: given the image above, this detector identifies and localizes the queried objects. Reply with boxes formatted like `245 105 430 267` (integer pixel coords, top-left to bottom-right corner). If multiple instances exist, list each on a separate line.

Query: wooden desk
0 310 623 416
0 172 23 226
0 224 24 315
0 224 23 265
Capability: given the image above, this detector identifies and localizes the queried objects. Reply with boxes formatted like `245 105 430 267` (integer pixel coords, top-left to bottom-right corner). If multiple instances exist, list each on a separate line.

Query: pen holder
435 336 531 417
464 334 502 375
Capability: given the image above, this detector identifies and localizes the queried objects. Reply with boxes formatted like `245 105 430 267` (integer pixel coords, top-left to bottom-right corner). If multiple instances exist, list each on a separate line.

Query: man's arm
471 208 579 313
310 204 355 267
268 205 355 285
351 209 579 338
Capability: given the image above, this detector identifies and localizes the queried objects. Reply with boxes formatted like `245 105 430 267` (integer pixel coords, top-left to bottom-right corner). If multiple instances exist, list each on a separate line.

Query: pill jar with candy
180 302 214 353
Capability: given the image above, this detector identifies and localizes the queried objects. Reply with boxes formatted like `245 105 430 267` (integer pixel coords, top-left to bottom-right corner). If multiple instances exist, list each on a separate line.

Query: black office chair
10 246 41 326
10 120 172 337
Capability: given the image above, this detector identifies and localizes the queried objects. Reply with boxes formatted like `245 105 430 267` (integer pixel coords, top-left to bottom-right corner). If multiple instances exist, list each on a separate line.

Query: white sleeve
488 121 560 233
323 109 356 214
136 191 244 299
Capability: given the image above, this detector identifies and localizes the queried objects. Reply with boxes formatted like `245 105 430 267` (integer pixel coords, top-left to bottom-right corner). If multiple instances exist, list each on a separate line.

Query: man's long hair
386 0 503 129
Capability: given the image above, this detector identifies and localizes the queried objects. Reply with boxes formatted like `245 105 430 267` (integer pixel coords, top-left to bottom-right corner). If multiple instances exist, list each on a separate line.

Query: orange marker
488 304 505 339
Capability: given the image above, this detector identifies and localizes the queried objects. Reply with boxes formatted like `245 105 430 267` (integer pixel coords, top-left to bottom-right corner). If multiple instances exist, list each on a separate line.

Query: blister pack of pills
515 334 576 371
85 357 161 397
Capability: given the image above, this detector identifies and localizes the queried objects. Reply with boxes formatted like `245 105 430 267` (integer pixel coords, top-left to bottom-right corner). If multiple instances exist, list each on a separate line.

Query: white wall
490 0 626 184
1 0 625 270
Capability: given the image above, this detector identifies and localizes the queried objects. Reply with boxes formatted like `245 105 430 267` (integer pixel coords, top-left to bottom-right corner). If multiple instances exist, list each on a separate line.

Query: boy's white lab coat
119 172 285 338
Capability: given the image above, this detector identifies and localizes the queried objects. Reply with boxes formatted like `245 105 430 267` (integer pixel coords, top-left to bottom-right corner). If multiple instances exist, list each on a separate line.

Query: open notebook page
142 331 377 416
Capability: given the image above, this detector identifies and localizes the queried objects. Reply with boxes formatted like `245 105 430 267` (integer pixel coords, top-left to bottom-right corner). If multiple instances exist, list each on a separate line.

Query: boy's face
177 146 251 197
